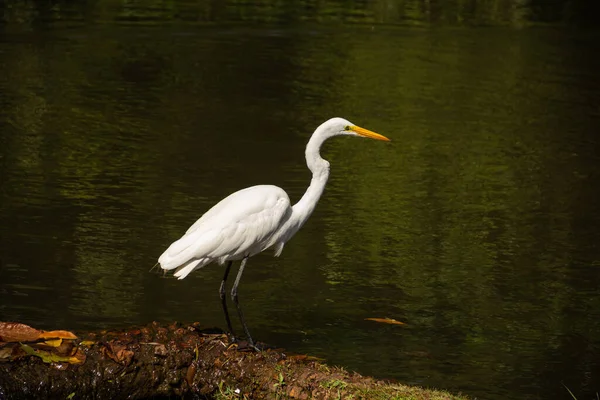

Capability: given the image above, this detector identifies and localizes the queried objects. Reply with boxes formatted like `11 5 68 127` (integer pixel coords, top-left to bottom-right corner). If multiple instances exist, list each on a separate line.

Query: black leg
220 261 235 336
231 256 255 347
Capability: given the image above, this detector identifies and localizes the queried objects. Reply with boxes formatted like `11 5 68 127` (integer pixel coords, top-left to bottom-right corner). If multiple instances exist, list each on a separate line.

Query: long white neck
292 133 331 225
271 131 330 247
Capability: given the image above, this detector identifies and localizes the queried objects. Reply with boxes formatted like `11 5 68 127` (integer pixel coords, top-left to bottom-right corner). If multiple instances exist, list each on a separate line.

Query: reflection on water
2 0 599 27
1 11 600 400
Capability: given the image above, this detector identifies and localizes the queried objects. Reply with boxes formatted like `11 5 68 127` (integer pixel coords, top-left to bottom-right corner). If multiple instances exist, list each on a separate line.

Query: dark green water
1 2 600 399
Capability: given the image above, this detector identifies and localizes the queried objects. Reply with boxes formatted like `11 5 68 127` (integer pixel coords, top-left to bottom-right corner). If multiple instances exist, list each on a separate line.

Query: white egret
158 117 390 348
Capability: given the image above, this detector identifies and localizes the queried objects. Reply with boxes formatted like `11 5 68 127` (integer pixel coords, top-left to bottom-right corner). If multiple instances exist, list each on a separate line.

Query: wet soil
0 321 467 399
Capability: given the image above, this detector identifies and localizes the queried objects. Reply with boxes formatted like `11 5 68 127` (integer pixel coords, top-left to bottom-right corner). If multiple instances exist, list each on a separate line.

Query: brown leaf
0 345 15 360
35 340 76 357
115 348 134 365
186 363 197 385
0 322 42 342
39 330 78 340
70 348 87 364
365 317 406 326
153 343 167 357
287 354 324 362
103 341 134 366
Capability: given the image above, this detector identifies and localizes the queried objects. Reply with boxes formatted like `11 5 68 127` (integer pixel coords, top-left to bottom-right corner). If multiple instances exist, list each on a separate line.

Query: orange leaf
39 330 78 340
0 322 42 342
365 317 405 326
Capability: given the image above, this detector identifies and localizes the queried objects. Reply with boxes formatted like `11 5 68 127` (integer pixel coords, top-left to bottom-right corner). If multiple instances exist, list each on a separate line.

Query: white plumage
159 185 291 279
157 117 389 347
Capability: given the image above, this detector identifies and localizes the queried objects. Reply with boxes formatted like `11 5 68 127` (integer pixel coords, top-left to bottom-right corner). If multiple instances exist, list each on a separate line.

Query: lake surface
1 3 600 399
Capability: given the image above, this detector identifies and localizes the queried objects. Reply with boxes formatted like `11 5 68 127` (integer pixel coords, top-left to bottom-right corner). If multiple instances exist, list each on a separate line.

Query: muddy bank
0 321 467 399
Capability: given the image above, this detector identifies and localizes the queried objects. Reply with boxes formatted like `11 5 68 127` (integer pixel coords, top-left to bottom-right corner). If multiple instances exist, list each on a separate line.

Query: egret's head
318 117 390 141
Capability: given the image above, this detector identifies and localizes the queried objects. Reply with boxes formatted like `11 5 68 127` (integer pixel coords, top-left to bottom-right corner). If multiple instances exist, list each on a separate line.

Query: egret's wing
159 185 291 273
206 196 291 258
186 185 282 234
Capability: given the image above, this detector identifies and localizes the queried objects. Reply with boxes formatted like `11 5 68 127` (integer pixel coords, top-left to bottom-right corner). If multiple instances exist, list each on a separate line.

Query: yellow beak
351 125 391 142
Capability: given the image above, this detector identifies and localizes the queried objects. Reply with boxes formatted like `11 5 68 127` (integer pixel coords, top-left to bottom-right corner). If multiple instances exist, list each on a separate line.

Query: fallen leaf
288 385 304 398
0 346 14 360
0 322 42 342
39 330 78 340
69 348 87 364
186 363 197 385
44 339 63 347
365 317 405 326
115 348 134 365
80 340 95 347
102 341 134 366
39 340 76 357
287 354 324 362
20 343 85 364
153 343 167 357
0 323 79 344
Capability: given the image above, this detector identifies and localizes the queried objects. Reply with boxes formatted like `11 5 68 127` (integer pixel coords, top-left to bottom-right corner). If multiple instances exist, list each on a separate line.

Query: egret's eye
344 125 351 131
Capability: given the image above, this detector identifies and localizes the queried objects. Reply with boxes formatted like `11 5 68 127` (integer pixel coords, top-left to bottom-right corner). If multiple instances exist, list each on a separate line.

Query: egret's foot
225 332 238 345
234 339 272 352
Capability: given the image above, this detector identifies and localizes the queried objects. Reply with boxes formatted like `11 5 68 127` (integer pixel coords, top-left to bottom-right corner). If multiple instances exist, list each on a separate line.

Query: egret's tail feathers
158 229 219 271
173 258 209 280
158 235 199 271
